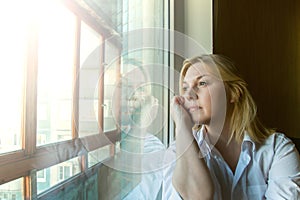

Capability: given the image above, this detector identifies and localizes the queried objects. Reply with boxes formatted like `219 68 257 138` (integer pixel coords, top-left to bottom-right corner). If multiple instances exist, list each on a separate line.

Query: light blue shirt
163 127 300 199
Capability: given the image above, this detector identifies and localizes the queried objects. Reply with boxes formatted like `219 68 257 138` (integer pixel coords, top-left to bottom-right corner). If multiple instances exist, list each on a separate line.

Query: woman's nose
185 87 198 100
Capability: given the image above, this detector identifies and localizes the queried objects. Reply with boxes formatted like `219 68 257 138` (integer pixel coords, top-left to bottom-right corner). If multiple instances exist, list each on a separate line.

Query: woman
164 54 300 199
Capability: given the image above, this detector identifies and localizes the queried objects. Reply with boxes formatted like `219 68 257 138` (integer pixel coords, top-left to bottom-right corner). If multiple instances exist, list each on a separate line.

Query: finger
178 96 185 105
173 95 185 105
171 98 182 120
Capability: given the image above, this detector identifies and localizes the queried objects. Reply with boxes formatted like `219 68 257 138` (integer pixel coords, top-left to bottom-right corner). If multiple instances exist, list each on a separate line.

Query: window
79 21 103 137
0 0 122 198
0 1 25 154
0 0 173 199
0 178 23 200
58 165 71 181
37 157 80 194
36 2 76 145
37 169 46 182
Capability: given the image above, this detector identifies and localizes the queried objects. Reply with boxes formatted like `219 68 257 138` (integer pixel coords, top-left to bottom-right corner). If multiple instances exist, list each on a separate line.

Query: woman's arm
171 96 214 200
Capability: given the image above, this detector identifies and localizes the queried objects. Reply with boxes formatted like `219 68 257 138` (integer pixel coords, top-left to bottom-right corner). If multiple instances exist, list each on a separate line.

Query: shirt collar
192 126 214 157
193 127 257 153
242 133 256 152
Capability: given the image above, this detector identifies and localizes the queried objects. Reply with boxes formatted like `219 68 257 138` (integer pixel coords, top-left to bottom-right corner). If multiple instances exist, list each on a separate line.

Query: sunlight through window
36 1 76 145
0 1 27 154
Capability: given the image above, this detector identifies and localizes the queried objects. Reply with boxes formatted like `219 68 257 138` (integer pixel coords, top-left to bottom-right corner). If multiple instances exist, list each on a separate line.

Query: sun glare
0 0 76 151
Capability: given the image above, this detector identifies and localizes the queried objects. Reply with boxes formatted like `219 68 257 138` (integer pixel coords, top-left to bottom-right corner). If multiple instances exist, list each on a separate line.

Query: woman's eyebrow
196 74 208 80
183 74 208 84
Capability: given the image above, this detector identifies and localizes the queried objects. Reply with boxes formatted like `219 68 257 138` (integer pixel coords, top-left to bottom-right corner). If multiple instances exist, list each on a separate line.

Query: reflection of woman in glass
120 65 159 138
127 85 158 130
120 66 165 200
165 55 300 199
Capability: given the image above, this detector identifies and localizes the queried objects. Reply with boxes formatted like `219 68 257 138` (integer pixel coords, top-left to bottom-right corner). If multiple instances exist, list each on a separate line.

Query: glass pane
107 1 168 199
84 0 123 32
0 178 24 200
36 1 76 145
0 2 26 154
79 22 102 137
37 157 81 194
88 145 110 167
103 42 119 132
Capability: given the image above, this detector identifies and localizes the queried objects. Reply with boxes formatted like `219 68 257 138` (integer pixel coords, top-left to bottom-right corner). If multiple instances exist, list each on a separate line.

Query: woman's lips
188 106 201 112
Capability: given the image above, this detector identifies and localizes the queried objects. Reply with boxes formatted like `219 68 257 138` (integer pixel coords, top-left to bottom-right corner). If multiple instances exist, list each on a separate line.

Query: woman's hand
170 96 193 134
171 96 195 154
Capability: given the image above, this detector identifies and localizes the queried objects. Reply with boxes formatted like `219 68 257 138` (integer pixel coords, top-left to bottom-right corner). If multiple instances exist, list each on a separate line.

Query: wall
213 0 300 137
184 0 212 53
174 0 213 71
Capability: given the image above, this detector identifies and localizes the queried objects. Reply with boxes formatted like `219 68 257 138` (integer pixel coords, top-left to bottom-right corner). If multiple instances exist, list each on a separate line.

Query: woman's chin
192 117 209 126
192 118 203 125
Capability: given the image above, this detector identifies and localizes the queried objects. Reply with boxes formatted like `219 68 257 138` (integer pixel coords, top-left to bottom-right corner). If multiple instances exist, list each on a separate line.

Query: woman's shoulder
252 132 299 176
261 132 300 192
267 132 293 144
260 132 299 155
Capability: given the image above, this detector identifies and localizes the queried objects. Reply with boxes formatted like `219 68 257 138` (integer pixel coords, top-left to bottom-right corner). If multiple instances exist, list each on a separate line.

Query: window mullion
72 17 81 139
98 37 105 133
22 21 39 156
115 49 121 129
109 49 122 156
24 170 37 200
72 18 89 173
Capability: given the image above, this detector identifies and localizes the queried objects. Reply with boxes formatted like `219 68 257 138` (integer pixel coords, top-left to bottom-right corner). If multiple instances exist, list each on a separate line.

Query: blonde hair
180 54 274 144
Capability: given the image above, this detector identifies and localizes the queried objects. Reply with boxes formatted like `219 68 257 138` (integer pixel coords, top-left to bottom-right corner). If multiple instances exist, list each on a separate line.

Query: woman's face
182 63 227 125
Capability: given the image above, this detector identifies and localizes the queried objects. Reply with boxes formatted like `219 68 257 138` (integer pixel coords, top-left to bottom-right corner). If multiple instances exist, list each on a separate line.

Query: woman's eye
198 81 207 86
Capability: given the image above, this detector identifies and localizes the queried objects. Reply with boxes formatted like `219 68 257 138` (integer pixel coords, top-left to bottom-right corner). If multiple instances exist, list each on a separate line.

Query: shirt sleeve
265 134 300 199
